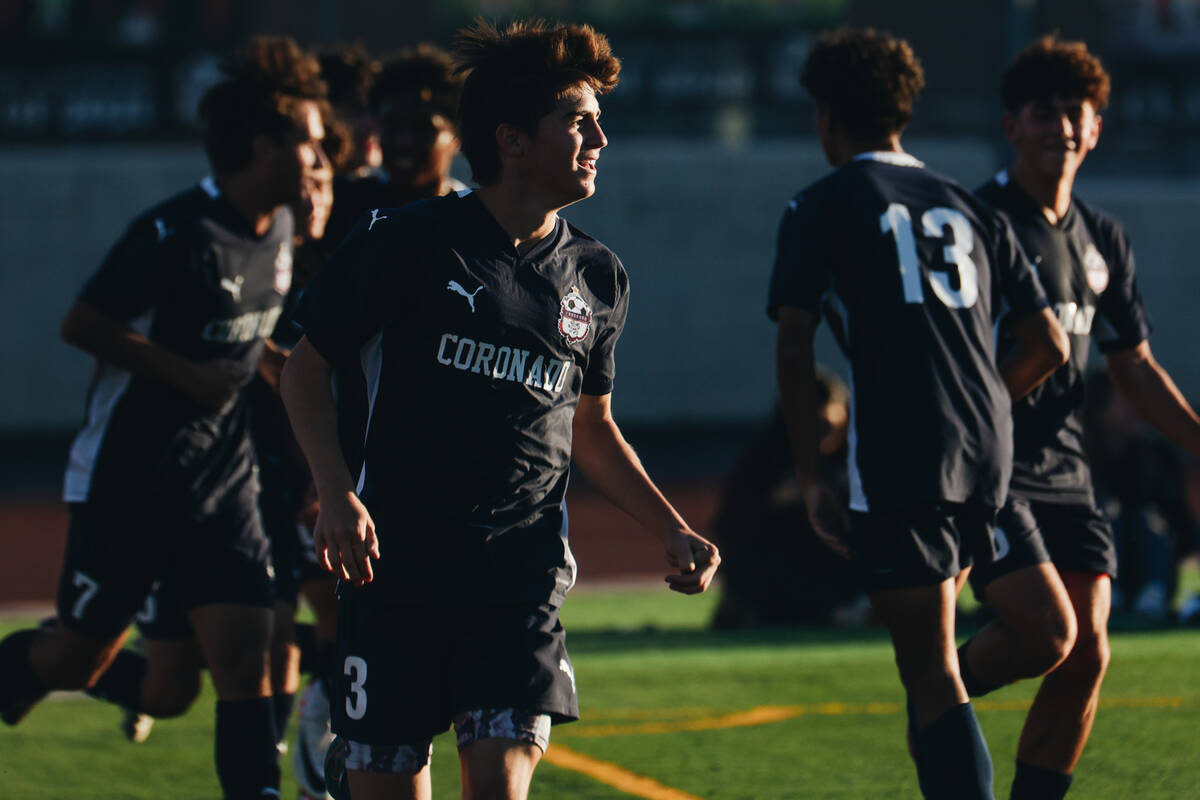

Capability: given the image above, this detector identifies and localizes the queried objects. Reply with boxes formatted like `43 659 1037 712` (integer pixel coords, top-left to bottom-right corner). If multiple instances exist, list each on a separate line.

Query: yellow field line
563 696 1194 738
543 743 706 800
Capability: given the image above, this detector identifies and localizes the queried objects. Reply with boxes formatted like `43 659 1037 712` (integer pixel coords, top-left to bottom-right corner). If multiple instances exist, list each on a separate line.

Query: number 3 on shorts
344 656 368 720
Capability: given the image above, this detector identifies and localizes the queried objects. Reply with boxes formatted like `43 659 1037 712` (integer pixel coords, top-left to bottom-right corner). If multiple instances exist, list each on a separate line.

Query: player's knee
143 677 201 718
1057 632 1110 685
207 645 271 695
1030 607 1077 675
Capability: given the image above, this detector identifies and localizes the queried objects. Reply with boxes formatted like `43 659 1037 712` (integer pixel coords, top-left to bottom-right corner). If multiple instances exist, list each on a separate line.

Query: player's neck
473 184 558 253
1009 159 1075 225
214 173 278 236
835 134 904 166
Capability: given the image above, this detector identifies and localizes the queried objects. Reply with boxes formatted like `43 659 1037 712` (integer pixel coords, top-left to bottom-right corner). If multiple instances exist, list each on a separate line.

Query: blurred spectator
710 368 868 628
1083 369 1196 622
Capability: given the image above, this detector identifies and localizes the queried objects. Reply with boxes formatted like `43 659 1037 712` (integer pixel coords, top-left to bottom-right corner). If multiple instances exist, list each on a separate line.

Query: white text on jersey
436 333 571 393
202 306 283 343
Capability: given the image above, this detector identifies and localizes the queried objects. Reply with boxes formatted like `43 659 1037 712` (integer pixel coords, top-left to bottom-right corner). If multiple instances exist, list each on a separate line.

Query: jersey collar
851 151 925 168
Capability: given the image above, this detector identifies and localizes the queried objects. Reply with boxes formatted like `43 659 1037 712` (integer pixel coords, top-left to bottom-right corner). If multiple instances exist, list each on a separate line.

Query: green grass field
2 587 1198 799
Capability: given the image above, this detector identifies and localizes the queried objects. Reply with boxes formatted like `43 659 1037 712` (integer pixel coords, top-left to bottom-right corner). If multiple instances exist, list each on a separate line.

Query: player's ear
1000 112 1019 145
495 123 526 159
1087 113 1103 151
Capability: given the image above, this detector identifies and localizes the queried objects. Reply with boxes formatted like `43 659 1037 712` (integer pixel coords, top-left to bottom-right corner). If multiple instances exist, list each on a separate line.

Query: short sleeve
766 191 829 321
1094 224 1152 353
580 262 630 396
992 216 1049 320
293 210 405 362
78 216 163 322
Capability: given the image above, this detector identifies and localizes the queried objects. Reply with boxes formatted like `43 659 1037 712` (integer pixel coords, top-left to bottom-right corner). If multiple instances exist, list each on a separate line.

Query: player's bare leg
872 578 993 799
460 738 542 800
191 603 279 799
347 766 432 800
1015 573 1111 773
137 638 204 718
960 563 1077 691
28 624 127 693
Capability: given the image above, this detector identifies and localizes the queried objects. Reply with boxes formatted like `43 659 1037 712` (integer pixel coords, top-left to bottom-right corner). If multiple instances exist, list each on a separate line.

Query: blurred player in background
770 28 1068 799
318 43 382 177
0 37 328 800
958 36 1200 799
281 18 720 800
323 42 467 248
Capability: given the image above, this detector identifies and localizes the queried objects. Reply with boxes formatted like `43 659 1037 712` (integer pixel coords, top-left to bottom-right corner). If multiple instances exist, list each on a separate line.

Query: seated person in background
711 367 868 628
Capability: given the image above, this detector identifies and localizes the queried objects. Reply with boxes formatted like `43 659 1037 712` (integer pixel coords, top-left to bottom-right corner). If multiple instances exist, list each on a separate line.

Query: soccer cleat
120 707 155 743
293 681 335 800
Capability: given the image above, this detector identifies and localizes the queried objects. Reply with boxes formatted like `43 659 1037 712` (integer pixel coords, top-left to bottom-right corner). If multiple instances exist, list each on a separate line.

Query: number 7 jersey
767 152 1049 513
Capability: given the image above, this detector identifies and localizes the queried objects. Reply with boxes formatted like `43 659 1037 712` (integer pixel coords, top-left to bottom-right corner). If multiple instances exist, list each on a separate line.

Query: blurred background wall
3 0 1200 434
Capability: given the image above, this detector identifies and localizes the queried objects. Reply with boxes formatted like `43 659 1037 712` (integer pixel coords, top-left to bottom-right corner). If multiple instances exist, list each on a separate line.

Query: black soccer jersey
768 152 1049 513
295 191 629 607
64 177 294 514
977 171 1152 503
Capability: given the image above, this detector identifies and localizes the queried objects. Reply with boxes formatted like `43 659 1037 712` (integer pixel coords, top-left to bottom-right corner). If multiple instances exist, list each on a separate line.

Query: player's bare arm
997 306 1070 399
60 300 250 410
256 337 290 392
774 306 850 558
570 393 720 594
280 335 380 585
1106 340 1200 457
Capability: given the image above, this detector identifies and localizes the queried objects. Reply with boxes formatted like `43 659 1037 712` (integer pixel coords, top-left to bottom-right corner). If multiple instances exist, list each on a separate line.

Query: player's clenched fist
314 490 380 586
663 529 721 595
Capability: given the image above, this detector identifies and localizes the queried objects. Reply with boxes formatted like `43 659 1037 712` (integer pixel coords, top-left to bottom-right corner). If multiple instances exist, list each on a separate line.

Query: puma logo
447 280 483 313
154 218 173 242
368 209 388 230
220 275 244 302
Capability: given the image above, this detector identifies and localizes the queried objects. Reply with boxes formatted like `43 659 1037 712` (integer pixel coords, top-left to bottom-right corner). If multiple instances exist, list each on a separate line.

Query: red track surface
0 481 721 607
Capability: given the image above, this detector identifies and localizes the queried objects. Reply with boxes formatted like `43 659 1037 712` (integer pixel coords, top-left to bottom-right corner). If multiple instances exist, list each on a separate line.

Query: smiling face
376 96 459 188
264 100 328 205
1004 95 1101 185
521 83 608 208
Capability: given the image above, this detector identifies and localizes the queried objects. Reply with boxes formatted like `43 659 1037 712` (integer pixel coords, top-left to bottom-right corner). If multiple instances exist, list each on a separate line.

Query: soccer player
322 42 466 248
0 37 328 800
957 35 1200 799
318 43 382 177
769 29 1069 799
280 19 720 800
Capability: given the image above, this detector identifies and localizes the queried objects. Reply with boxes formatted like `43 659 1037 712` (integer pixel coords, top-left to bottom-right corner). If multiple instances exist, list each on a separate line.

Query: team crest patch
274 242 293 295
1083 244 1109 294
558 286 593 344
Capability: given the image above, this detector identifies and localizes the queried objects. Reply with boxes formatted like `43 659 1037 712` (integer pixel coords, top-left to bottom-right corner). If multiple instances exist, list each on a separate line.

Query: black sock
1011 760 1073 800
84 648 148 711
215 697 280 800
0 629 48 724
913 702 994 799
958 638 1000 698
272 692 295 744
294 623 318 675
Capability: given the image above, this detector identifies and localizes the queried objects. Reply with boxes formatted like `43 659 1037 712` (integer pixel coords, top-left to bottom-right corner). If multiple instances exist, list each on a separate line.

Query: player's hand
663 529 721 595
802 482 852 559
186 358 253 410
313 491 380 585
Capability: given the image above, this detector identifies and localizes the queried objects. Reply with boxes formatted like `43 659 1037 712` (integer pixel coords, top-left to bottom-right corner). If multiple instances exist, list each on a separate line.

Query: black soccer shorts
57 491 274 641
331 587 579 753
968 494 1114 594
851 502 999 592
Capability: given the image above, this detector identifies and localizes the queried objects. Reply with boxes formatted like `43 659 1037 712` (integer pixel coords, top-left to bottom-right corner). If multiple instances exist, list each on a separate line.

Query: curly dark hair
453 18 620 185
198 36 328 173
371 43 463 122
800 28 924 141
319 42 380 112
1002 35 1110 113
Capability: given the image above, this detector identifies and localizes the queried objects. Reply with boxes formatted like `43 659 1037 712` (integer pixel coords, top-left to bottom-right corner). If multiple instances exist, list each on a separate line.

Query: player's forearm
280 337 357 499
60 301 199 394
998 307 1070 400
1108 346 1200 459
571 417 692 540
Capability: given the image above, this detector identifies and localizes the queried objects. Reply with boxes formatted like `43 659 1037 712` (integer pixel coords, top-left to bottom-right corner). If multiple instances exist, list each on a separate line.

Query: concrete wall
2 141 1198 432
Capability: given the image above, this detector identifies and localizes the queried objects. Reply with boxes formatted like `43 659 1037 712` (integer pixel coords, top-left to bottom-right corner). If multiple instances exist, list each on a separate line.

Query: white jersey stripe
355 331 385 495
63 310 153 502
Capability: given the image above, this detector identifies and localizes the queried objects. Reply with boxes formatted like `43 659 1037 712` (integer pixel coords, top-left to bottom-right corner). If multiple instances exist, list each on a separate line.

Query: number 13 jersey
767 152 1049 513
